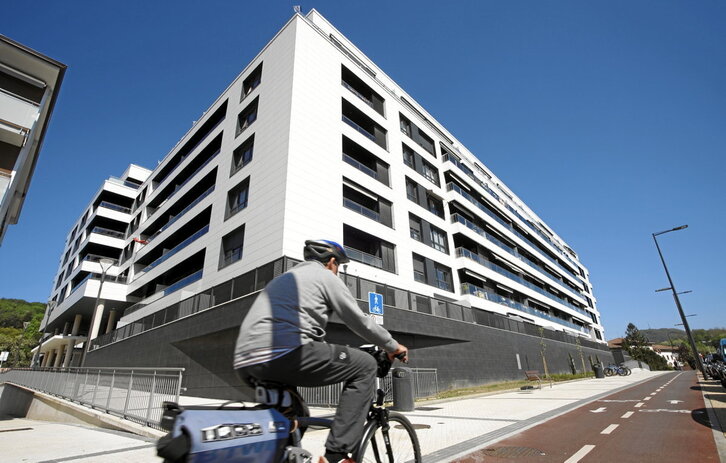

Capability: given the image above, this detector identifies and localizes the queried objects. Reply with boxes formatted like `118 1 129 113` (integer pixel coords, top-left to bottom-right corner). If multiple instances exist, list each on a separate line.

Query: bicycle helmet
303 239 350 264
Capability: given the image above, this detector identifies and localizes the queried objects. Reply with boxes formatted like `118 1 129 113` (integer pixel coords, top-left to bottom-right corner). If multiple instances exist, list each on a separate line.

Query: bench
524 370 552 389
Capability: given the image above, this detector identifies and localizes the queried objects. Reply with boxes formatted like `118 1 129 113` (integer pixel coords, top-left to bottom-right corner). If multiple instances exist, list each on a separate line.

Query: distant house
607 337 680 368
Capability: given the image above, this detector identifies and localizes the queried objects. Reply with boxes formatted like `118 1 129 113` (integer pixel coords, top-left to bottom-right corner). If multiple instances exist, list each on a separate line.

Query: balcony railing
343 198 380 222
90 226 125 239
107 177 140 189
342 80 374 109
447 183 579 281
451 214 586 305
98 201 131 214
342 115 376 142
455 248 590 319
147 186 215 243
82 254 119 266
158 149 219 208
164 270 203 296
344 246 383 269
461 282 588 334
342 153 378 179
139 225 209 274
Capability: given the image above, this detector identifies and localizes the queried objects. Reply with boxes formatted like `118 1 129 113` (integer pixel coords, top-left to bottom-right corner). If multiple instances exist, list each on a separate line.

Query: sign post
368 292 384 325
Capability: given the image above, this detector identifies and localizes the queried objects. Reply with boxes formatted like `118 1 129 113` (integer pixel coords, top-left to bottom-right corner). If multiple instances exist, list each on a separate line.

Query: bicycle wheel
355 413 422 463
604 367 614 377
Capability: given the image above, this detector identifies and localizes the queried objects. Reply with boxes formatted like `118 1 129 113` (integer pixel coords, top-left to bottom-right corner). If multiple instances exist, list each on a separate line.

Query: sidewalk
2 370 722 462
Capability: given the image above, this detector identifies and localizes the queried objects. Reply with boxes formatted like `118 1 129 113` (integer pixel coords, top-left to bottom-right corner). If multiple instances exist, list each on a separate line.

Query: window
237 97 259 136
430 226 448 253
427 195 444 219
220 225 245 268
412 254 426 283
231 135 254 175
400 117 411 137
226 177 250 219
341 65 385 116
403 144 414 168
406 178 419 202
434 264 452 291
242 63 263 100
421 159 439 185
409 214 422 242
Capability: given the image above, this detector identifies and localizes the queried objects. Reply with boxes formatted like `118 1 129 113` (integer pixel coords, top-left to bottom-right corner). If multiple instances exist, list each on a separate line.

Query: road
452 370 719 462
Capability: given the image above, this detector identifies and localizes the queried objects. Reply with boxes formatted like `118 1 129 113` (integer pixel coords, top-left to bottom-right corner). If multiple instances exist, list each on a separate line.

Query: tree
622 322 670 371
676 342 696 369
623 323 649 350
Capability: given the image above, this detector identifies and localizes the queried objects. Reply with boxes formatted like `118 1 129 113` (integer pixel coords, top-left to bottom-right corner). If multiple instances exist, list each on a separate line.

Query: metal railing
0 367 184 430
299 368 438 408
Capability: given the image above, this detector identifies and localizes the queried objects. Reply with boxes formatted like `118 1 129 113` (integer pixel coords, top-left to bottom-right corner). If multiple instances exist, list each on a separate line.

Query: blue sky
1 1 724 339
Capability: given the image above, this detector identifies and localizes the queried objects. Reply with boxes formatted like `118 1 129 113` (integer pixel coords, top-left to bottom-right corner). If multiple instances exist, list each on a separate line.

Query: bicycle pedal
285 446 313 463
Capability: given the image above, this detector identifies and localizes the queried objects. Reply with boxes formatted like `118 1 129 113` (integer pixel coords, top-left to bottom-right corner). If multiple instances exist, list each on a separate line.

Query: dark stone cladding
87 280 612 400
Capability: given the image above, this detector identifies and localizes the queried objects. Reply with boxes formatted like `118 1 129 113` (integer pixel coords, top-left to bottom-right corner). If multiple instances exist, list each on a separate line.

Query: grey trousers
238 342 377 454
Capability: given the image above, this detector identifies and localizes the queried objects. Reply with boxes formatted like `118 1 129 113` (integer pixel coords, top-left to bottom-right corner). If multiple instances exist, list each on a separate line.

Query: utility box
391 367 414 411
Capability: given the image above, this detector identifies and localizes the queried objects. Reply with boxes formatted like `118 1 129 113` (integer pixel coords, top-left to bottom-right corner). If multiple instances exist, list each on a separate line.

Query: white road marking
668 400 683 404
590 407 607 413
564 445 596 463
639 409 696 414
635 402 645 408
599 399 639 403
644 397 651 401
601 424 619 435
650 392 657 396
621 411 634 418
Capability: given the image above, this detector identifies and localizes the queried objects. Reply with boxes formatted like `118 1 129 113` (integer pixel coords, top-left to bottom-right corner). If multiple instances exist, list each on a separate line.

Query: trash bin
593 363 604 379
391 367 414 411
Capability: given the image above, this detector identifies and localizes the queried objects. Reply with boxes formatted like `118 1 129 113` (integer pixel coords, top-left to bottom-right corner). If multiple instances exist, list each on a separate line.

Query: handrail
138 225 209 274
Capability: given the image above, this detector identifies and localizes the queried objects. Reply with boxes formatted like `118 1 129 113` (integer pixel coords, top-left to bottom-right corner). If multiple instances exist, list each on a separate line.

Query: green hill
0 298 46 367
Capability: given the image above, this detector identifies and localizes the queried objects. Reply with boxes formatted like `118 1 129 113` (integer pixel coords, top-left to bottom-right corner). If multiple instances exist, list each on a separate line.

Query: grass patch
432 372 595 400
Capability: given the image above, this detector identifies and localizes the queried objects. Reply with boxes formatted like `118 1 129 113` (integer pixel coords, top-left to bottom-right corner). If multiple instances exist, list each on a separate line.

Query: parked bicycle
603 363 631 376
157 346 421 463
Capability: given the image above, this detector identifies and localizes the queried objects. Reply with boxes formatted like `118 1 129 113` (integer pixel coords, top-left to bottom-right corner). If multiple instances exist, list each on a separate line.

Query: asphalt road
452 370 719 462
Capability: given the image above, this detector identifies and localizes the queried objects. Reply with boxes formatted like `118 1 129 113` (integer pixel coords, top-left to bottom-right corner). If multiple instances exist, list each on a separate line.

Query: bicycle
157 346 421 463
604 363 631 377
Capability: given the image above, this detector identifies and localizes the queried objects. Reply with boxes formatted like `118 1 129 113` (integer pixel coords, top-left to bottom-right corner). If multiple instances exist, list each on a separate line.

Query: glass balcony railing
163 270 203 296
82 254 119 265
160 149 219 208
342 115 376 142
461 282 588 333
90 226 125 239
98 201 131 214
139 225 209 274
147 186 215 243
451 214 586 305
342 153 378 180
447 182 579 281
455 247 590 318
343 198 380 222
108 177 140 189
344 246 383 269
342 80 374 109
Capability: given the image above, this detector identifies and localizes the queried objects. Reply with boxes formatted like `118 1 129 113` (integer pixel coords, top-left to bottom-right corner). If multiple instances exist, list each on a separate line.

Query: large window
427 195 444 219
237 97 259 136
434 264 452 291
241 63 262 100
220 225 245 269
413 254 426 283
226 177 250 219
406 178 419 202
231 134 254 176
409 214 422 242
430 226 448 253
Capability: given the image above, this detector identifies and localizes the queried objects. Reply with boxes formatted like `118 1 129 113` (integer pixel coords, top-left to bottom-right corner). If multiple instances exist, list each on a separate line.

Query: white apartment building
39 10 606 387
0 35 65 245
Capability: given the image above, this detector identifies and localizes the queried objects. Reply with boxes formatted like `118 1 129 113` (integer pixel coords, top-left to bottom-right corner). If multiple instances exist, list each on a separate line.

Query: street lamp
31 300 56 367
652 225 704 375
80 258 114 367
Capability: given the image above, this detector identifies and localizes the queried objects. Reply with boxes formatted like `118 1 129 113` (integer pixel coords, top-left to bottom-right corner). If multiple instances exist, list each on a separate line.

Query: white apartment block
0 35 65 245
38 10 606 381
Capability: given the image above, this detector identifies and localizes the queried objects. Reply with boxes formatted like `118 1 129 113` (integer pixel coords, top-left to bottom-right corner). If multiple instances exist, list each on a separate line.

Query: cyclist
234 239 409 463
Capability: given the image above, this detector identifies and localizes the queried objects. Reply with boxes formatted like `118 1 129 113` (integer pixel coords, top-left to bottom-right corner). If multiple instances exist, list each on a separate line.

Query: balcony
455 247 590 319
343 198 380 222
342 99 387 150
147 186 214 243
461 282 588 334
451 214 586 305
138 225 209 275
97 201 131 214
343 153 378 180
344 246 383 269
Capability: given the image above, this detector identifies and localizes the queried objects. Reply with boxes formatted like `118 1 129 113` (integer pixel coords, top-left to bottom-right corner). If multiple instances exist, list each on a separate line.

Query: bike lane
451 371 719 462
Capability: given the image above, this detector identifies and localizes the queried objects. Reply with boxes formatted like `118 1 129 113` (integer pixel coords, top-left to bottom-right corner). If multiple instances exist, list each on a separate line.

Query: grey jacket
233 260 398 369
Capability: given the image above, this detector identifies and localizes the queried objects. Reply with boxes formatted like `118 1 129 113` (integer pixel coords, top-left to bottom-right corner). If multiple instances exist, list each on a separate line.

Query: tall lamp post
80 258 114 367
31 300 56 367
652 225 704 375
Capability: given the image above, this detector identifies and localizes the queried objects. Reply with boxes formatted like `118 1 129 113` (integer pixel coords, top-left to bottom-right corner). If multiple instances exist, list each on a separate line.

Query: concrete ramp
0 383 164 439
